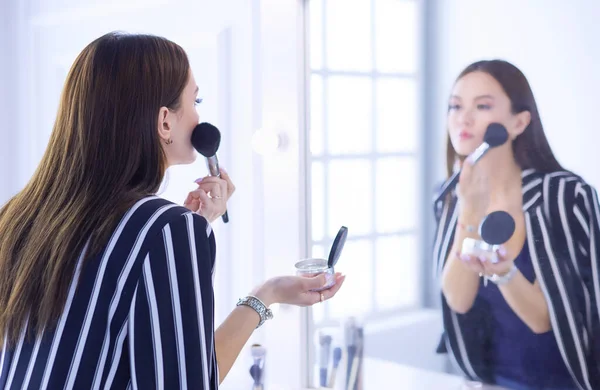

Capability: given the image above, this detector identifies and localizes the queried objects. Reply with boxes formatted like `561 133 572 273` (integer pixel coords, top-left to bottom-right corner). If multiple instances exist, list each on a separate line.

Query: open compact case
461 211 515 264
295 226 348 292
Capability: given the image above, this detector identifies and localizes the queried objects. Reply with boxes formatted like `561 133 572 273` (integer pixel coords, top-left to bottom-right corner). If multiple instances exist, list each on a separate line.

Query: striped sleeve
128 212 218 390
572 182 600 367
432 197 458 279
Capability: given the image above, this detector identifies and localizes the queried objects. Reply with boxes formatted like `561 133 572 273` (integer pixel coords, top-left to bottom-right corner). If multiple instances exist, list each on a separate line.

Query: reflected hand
456 245 514 277
457 156 490 218
480 246 514 276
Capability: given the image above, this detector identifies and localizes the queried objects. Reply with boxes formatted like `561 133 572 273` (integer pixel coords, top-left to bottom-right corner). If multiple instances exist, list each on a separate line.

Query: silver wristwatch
485 263 518 286
237 295 273 328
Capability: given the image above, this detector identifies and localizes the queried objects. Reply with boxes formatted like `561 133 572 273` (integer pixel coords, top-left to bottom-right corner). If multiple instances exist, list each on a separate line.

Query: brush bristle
483 123 508 147
191 122 221 157
332 347 342 367
319 333 332 346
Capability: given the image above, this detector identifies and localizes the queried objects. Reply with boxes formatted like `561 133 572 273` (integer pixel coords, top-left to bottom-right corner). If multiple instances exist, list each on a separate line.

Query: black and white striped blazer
0 196 219 389
433 169 600 390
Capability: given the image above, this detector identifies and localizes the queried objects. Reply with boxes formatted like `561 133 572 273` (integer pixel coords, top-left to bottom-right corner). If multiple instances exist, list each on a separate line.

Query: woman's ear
511 110 531 139
157 107 173 143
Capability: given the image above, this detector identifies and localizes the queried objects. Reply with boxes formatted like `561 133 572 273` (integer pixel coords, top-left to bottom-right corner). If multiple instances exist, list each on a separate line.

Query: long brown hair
445 60 564 177
0 31 190 346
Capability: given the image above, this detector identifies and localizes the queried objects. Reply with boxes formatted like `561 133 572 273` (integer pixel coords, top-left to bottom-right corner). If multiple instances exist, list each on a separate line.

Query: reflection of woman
433 60 600 390
0 32 345 389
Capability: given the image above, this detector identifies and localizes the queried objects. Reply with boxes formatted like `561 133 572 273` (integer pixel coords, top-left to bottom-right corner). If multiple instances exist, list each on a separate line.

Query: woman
433 60 600 390
0 32 345 389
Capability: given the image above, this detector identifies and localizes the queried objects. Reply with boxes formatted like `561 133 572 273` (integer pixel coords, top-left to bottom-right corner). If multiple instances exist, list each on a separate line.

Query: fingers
195 177 230 201
184 197 201 212
480 257 494 274
184 192 193 206
219 168 236 196
496 245 508 260
195 176 223 186
308 274 346 305
480 247 513 276
459 159 484 185
195 169 236 198
458 163 479 192
458 162 471 186
302 273 329 291
481 258 503 276
321 274 345 300
457 251 485 273
299 273 345 306
217 176 228 201
184 192 200 212
194 182 223 200
195 189 211 211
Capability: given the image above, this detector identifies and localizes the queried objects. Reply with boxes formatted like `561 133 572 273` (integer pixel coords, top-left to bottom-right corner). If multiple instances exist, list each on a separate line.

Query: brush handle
345 346 356 389
206 155 230 224
434 170 459 205
346 355 360 390
466 141 490 165
327 366 338 388
320 367 328 387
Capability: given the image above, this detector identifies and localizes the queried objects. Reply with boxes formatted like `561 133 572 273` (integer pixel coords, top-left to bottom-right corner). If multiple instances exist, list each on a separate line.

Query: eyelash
447 104 492 111
195 98 203 106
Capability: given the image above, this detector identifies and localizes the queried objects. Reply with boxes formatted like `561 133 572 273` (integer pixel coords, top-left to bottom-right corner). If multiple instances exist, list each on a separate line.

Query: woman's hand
456 245 514 277
252 273 346 307
457 156 490 219
184 168 236 223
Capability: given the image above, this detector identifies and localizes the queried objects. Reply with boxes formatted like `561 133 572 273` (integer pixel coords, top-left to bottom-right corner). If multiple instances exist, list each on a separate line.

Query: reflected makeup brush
319 333 332 387
327 347 343 388
344 318 357 390
250 344 266 390
346 326 363 390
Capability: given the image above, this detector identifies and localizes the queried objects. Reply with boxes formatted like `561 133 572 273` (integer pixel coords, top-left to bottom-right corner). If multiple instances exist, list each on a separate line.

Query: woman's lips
458 131 474 140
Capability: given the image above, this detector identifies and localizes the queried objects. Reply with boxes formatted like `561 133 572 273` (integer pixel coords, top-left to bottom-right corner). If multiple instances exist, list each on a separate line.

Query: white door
16 0 306 388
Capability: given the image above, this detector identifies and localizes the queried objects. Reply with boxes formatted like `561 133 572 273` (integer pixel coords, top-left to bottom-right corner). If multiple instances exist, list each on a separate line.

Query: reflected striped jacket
433 169 600 390
0 196 219 389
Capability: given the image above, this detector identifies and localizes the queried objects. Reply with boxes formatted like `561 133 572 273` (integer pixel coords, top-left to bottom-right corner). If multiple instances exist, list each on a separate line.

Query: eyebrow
450 94 495 100
194 86 199 94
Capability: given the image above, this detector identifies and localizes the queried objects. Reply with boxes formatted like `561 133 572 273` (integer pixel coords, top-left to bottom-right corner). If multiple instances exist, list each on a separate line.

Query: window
306 0 422 325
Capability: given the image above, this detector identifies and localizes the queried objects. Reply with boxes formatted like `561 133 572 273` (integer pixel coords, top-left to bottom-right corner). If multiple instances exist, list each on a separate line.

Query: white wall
0 0 19 205
431 0 600 187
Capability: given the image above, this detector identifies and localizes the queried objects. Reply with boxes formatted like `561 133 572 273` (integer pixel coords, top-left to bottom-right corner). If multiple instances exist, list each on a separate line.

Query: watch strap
236 295 273 328
487 263 519 286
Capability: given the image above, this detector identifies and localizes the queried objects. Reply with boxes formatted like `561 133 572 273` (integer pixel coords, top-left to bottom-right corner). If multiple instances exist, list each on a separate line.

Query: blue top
477 240 575 388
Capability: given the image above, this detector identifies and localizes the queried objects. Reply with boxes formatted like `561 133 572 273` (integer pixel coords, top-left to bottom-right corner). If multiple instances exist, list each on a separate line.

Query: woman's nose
456 107 474 127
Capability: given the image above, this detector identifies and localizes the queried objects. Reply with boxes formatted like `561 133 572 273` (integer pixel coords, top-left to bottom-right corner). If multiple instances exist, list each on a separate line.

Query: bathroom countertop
268 357 508 390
